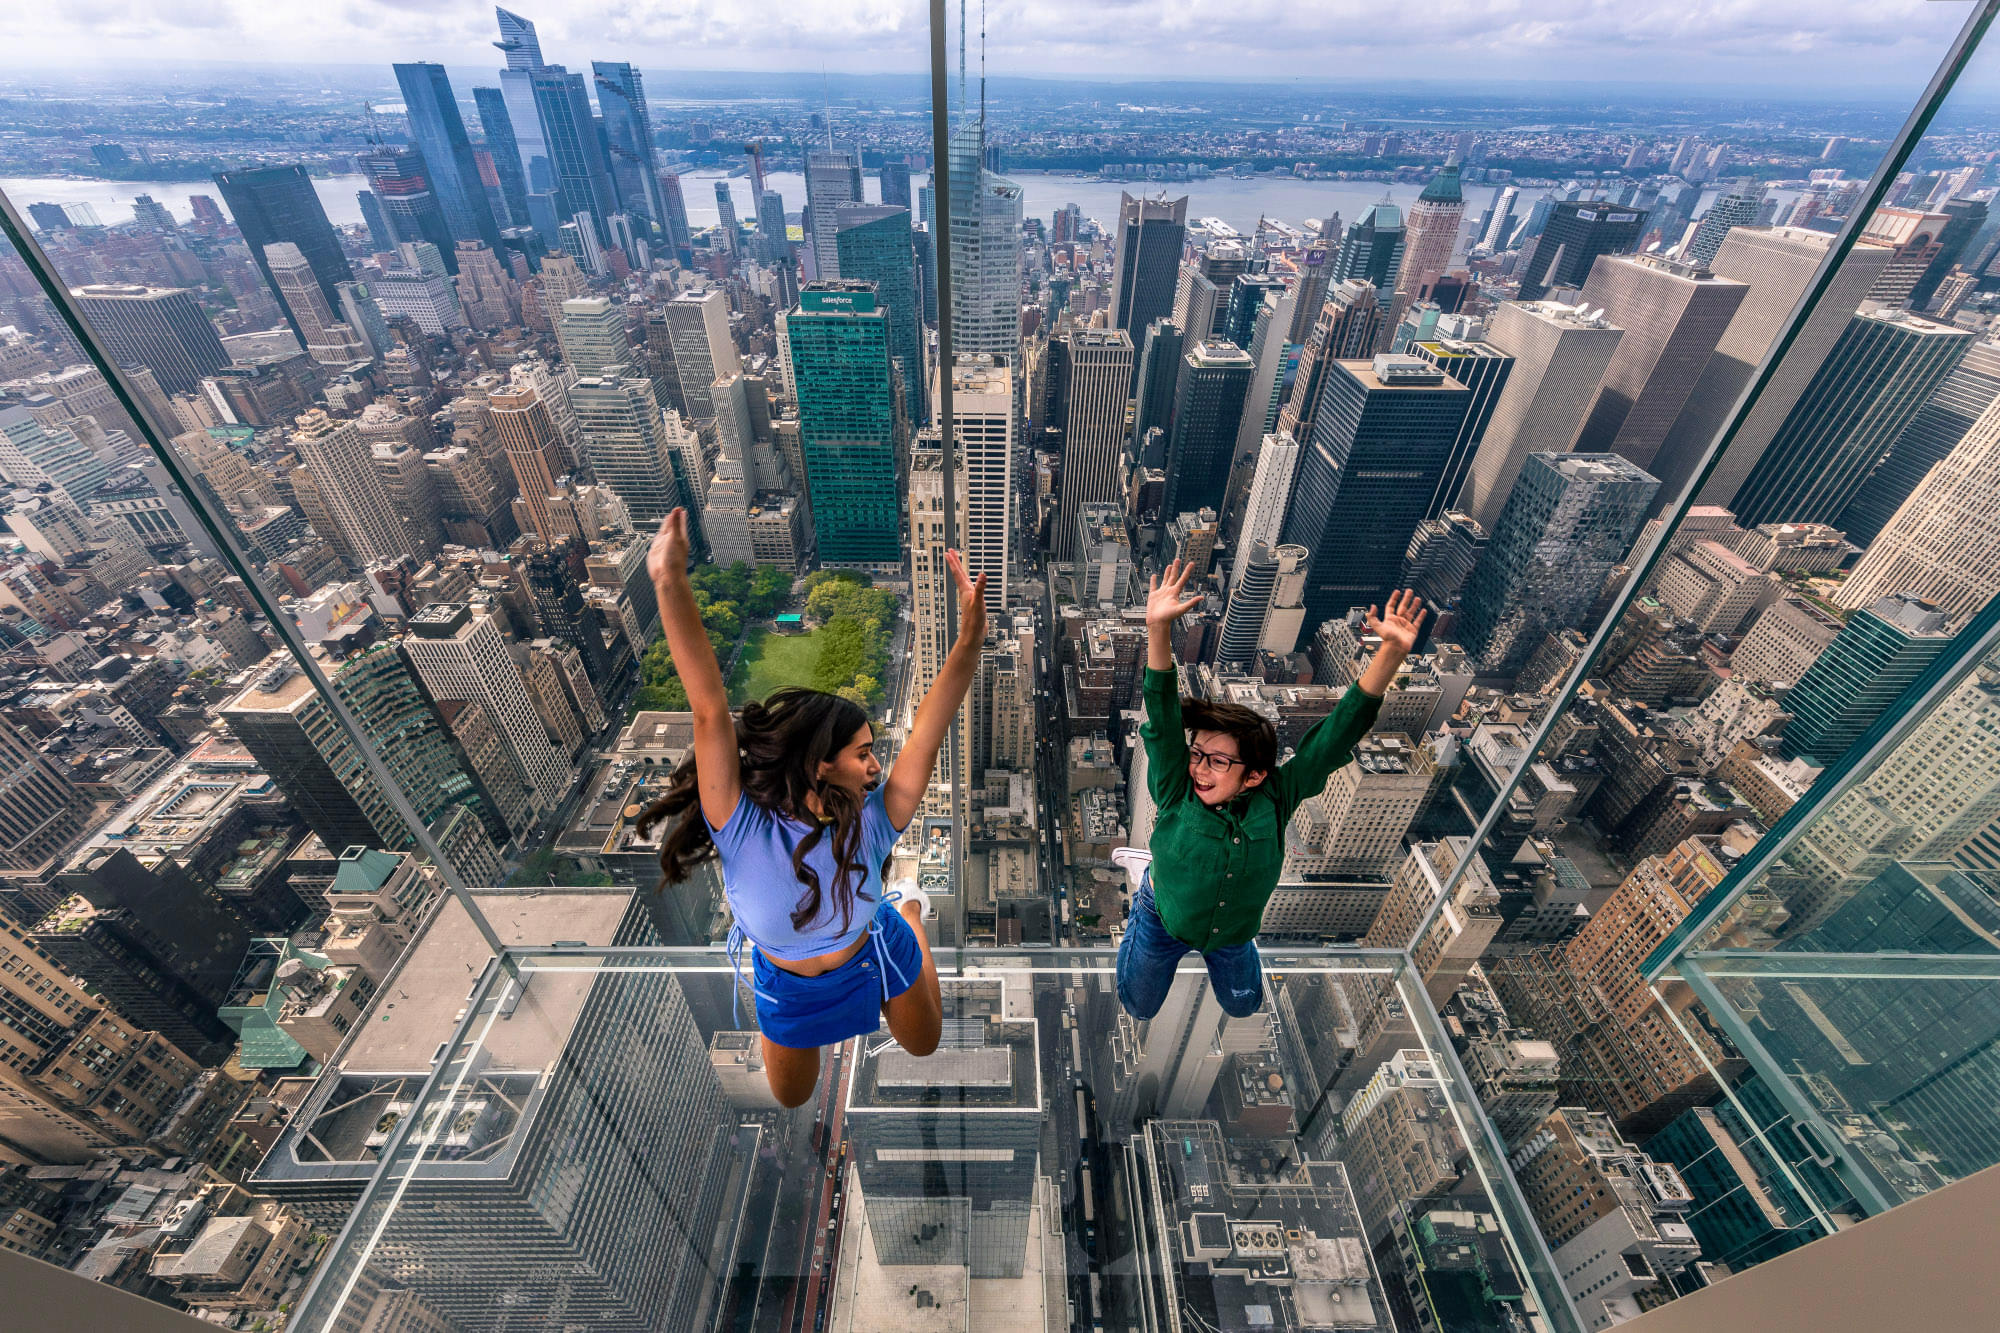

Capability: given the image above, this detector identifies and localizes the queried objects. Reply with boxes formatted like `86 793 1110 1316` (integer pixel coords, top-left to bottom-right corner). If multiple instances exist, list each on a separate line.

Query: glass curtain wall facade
3 2 2000 1331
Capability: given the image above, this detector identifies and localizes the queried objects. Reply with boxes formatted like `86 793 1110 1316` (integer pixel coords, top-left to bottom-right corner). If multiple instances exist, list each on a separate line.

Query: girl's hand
1146 558 1203 628
1365 589 1427 658
648 508 691 586
946 549 988 642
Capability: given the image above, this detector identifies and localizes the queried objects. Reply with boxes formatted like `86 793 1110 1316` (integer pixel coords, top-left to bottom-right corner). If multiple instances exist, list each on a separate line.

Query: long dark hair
638 688 875 934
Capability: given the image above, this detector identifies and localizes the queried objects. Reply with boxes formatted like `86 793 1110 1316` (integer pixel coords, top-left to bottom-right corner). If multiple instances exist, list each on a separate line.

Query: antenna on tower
980 0 987 135
821 69 834 150
959 0 968 118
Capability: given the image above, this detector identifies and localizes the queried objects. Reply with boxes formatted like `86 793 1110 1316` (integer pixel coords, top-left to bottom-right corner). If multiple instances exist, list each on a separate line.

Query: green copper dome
1418 162 1463 204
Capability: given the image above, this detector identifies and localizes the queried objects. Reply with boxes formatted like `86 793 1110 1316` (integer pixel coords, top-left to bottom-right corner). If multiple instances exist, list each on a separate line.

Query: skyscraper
1489 840 1735 1134
657 169 694 260
1406 337 1515 520
356 146 458 271
527 67 620 243
471 86 531 227
1216 540 1281 665
490 384 569 541
1333 201 1405 319
260 243 365 363
591 61 665 225
834 205 923 422
214 164 354 316
950 357 1013 612
1910 196 1988 309
1129 318 1184 452
291 409 408 567
1159 340 1254 521
69 283 228 396
1834 394 2000 624
253 892 731 1327
403 602 568 809
947 120 1024 366
1662 228 1892 513
757 189 789 264
1282 355 1472 628
555 296 635 376
1231 432 1301 590
1109 192 1188 344
1780 593 1953 763
1572 254 1748 485
804 147 863 278
0 716 92 877
1836 338 2000 548
221 649 504 871
392 62 503 253
880 160 912 209
712 181 739 251
1052 329 1135 560
1683 180 1765 268
1480 186 1521 251
845 982 1042 1279
1517 200 1650 301
661 289 741 421
786 281 900 566
1397 162 1466 303
1278 278 1384 441
1455 453 1659 674
569 373 687 523
494 7 554 201
1730 306 1972 528
0 407 109 507
1460 300 1623 530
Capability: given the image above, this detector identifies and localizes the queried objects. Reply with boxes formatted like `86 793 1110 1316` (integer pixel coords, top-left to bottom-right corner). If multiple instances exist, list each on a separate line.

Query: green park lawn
728 626 828 705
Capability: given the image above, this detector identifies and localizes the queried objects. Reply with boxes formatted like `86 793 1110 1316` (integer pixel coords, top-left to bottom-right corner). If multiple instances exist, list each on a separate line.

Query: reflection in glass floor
266 892 1570 1332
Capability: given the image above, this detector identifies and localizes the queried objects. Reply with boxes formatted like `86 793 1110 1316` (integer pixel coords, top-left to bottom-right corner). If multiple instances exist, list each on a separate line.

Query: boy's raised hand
1364 589 1428 658
1146 558 1204 628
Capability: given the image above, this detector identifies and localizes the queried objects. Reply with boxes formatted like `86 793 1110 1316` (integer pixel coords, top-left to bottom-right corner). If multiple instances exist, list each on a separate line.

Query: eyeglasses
1188 746 1246 774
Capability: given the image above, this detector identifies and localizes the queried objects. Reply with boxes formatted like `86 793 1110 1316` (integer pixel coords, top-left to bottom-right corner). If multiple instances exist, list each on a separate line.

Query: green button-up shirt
1140 665 1381 950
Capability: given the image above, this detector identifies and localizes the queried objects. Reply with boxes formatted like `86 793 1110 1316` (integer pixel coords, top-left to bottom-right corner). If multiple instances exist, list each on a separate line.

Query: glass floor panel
268 892 1575 1333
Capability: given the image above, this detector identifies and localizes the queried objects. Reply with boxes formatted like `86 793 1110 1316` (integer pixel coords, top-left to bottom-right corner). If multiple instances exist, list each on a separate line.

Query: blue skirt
748 899 925 1049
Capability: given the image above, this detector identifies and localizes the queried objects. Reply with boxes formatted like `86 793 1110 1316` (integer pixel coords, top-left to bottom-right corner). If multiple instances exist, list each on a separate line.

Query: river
6 168 1778 241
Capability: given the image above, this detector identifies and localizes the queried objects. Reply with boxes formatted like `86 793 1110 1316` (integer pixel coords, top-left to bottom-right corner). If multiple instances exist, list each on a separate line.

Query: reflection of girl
638 510 988 1106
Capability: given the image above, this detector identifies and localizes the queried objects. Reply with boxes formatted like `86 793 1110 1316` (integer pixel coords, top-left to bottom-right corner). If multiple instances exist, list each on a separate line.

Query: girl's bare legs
883 900 942 1056
759 1037 821 1108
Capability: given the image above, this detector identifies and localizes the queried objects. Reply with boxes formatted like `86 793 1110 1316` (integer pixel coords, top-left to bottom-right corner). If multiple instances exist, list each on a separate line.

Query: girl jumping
638 509 988 1107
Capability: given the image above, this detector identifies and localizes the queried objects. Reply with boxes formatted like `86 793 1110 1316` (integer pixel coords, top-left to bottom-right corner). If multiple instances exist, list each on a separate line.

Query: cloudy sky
12 0 1988 94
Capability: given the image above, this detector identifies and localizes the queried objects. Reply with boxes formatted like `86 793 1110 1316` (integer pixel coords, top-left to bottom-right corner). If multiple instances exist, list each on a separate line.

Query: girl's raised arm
649 509 741 829
883 550 987 829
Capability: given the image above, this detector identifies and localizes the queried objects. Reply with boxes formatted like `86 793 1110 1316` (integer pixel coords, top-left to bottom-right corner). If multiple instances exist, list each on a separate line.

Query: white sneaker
1111 846 1153 891
884 879 932 920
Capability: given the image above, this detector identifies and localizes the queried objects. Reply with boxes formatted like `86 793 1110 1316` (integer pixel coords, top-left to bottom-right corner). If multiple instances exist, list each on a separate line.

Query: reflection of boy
1115 565 1426 1020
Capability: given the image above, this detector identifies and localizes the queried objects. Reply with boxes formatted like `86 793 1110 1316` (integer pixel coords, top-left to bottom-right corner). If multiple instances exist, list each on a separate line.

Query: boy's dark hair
1181 697 1278 774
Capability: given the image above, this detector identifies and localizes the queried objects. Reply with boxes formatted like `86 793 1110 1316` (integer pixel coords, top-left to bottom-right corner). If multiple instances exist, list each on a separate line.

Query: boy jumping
1114 559 1426 1020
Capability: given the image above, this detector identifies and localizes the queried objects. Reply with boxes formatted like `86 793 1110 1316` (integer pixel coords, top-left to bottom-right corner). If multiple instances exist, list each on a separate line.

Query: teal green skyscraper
786 281 901 566
1779 592 1953 763
834 204 924 424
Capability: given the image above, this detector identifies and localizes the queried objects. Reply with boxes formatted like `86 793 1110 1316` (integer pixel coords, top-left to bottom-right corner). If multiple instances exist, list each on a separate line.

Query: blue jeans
1116 874 1265 1021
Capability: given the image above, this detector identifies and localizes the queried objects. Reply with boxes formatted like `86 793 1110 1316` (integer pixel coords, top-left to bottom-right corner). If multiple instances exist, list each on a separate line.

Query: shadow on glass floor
266 890 1575 1332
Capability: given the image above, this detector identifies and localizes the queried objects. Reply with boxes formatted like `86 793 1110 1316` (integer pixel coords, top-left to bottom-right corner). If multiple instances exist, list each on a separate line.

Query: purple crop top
707 787 907 960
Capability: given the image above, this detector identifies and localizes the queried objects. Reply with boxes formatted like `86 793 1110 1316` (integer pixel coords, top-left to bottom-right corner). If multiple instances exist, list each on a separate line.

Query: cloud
7 0 1982 90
